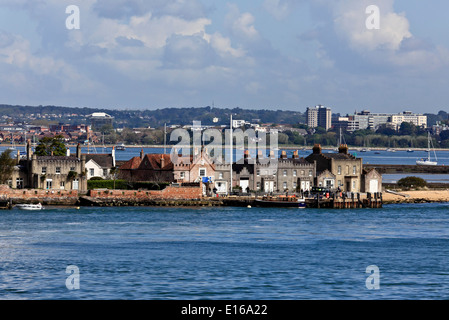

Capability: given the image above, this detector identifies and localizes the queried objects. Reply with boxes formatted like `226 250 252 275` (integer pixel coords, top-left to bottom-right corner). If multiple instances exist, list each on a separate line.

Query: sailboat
416 132 438 166
8 133 16 151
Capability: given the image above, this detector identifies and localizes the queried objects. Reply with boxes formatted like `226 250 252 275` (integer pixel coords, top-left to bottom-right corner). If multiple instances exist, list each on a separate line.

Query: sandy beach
383 189 449 204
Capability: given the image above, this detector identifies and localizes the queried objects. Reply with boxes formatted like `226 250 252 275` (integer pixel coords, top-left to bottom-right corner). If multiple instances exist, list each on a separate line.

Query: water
383 173 449 183
1 204 449 300
4 145 449 165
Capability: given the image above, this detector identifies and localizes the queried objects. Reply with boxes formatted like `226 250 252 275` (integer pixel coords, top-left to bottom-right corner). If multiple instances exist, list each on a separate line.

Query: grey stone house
10 141 87 191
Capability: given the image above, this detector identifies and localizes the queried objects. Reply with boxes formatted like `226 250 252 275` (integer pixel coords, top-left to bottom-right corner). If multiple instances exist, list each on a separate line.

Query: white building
343 111 427 132
85 148 116 180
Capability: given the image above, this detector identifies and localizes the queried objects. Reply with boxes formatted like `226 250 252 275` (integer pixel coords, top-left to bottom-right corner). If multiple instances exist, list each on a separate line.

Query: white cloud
263 0 293 20
225 4 260 40
332 0 411 52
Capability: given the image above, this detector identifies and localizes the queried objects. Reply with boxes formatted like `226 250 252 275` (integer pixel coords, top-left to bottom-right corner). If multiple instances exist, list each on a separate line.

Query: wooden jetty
306 192 383 209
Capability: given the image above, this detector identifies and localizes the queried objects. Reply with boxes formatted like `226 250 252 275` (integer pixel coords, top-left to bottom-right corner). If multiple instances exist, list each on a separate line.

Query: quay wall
0 185 79 205
88 185 202 201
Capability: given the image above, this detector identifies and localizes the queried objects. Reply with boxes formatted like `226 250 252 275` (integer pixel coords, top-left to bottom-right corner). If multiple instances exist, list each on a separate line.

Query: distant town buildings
306 105 332 131
340 110 427 132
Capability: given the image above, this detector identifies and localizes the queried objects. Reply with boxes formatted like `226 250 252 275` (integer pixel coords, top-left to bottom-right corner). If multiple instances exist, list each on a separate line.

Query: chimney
292 150 299 159
160 155 165 169
244 150 250 159
16 150 20 165
338 144 349 154
26 139 32 160
312 144 322 154
281 150 287 159
140 148 144 160
66 148 71 157
76 143 81 158
257 150 263 159
270 150 275 159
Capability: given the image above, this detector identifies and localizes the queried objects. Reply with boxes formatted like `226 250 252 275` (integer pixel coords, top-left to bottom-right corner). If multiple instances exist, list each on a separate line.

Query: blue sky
0 0 448 115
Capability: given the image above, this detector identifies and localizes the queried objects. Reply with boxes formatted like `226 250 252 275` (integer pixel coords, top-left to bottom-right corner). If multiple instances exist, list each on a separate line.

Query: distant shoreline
3 143 449 152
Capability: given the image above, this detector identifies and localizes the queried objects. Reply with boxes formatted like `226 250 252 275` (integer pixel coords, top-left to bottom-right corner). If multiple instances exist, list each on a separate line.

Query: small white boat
15 203 44 210
116 143 126 151
416 132 437 166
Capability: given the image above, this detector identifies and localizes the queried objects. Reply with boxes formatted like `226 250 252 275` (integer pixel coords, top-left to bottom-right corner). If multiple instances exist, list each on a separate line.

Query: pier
306 192 383 209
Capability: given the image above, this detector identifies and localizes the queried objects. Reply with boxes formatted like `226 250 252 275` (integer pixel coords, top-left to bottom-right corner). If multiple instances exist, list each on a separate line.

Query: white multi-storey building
342 110 427 132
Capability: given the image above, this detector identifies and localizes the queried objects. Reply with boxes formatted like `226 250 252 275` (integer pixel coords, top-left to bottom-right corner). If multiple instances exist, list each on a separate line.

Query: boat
407 149 414 153
255 195 306 208
15 203 44 210
116 143 126 151
416 132 438 166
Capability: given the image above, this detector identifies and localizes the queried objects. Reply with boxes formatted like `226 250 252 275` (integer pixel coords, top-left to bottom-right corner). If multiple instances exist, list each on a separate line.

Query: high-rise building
307 105 332 131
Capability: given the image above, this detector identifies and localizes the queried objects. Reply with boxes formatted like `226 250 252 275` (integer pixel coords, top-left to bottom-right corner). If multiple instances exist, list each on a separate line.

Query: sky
0 0 448 115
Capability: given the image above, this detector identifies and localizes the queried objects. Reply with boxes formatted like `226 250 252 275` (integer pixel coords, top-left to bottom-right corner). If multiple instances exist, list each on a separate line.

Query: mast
230 114 233 195
164 123 167 154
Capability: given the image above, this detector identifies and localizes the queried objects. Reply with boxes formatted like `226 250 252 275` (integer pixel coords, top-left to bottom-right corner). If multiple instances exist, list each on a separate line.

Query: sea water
1 203 449 300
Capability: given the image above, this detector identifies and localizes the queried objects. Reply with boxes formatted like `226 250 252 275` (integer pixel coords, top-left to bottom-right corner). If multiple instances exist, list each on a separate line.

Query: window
46 179 52 190
293 170 297 177
283 182 287 190
273 170 276 176
346 166 349 175
180 172 185 179
309 170 313 177
338 180 342 187
353 166 357 175
293 182 297 189
56 167 61 174
256 169 260 176
60 181 65 190
199 168 206 177
283 170 287 177
16 178 23 189
219 172 223 179
353 180 356 189
338 166 341 175
301 170 305 176
42 167 47 174
70 167 76 171
103 169 108 177
89 168 94 176
256 182 261 190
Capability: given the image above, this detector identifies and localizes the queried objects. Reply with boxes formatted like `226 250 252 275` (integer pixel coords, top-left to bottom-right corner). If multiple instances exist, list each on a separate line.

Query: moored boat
255 196 306 208
116 143 126 151
15 203 44 210
416 132 437 166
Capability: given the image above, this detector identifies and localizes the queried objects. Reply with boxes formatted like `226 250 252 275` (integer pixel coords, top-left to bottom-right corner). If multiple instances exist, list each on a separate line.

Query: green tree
397 176 427 189
399 122 417 136
35 135 67 156
0 149 16 184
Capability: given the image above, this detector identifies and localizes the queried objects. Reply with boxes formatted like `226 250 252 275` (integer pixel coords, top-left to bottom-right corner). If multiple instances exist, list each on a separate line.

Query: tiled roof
85 154 114 168
120 154 173 171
